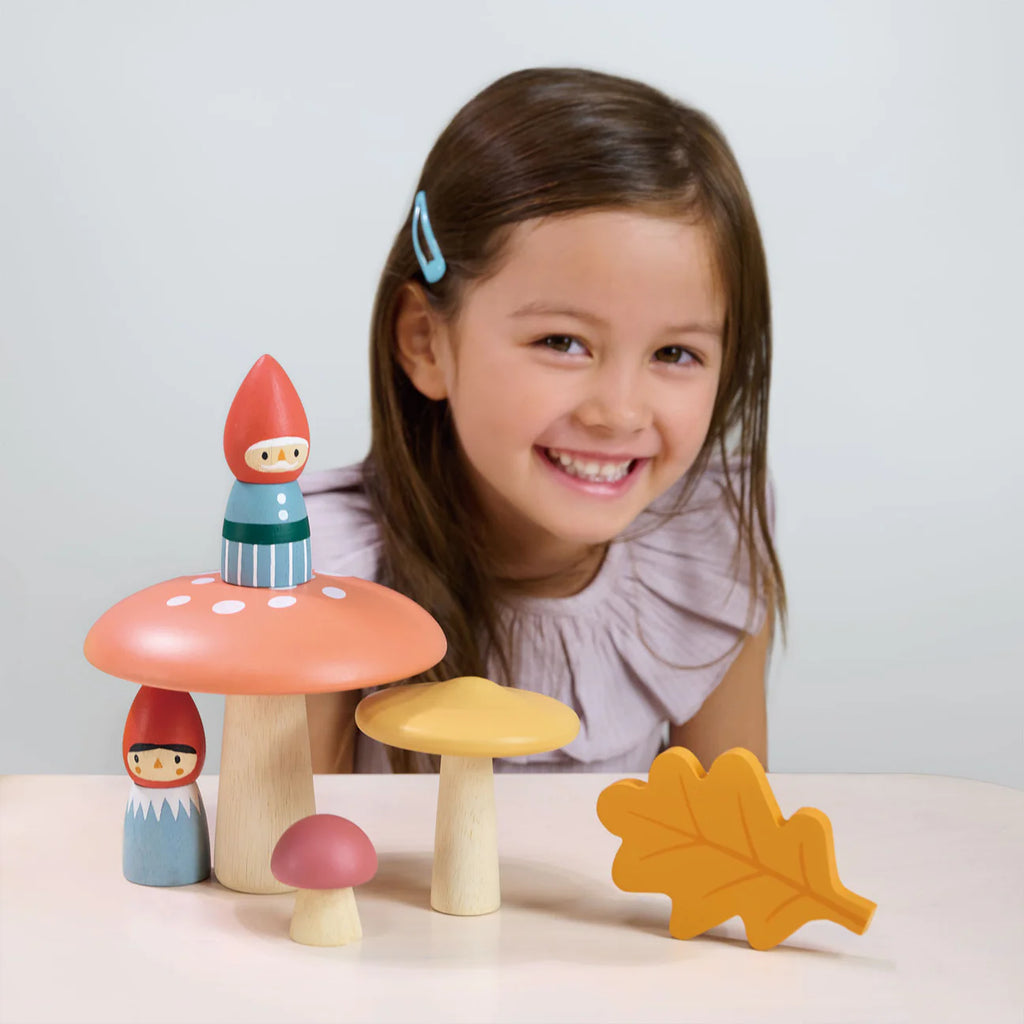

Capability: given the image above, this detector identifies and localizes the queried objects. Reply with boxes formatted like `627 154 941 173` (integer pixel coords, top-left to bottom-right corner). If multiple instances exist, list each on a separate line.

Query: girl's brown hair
363 67 786 770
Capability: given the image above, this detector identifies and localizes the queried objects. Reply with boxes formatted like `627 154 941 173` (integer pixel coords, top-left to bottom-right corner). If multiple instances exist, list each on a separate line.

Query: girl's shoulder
301 461 382 581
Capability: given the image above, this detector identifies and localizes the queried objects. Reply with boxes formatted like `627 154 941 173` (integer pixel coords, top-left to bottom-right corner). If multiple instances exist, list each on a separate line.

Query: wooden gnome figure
123 686 211 886
221 355 312 588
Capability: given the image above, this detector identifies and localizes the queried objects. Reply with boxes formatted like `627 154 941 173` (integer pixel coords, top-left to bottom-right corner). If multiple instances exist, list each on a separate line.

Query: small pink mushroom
271 815 377 946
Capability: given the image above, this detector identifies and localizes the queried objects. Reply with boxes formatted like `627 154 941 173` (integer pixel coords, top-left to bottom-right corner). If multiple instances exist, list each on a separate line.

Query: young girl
303 67 785 774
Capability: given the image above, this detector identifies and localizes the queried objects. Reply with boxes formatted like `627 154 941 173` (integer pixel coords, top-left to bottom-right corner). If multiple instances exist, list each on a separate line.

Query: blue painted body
123 783 211 886
221 479 312 588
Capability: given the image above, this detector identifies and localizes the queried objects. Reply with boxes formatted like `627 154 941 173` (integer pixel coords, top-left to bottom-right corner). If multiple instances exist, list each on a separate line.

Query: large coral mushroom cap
223 354 310 483
84 572 447 696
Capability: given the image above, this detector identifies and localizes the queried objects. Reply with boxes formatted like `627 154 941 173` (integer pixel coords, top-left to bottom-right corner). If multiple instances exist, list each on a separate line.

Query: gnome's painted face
123 687 206 788
243 437 310 474
128 745 199 783
223 356 311 484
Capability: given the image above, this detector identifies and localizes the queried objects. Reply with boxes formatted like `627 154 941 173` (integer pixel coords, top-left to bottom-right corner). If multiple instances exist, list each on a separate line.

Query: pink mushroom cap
271 815 378 890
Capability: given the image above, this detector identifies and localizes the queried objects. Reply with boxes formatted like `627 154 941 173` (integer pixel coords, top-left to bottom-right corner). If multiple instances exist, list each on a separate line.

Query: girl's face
412 209 725 578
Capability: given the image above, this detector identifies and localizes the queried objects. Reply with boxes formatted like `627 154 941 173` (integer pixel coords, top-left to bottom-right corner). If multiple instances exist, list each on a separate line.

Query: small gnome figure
122 687 211 886
221 354 312 588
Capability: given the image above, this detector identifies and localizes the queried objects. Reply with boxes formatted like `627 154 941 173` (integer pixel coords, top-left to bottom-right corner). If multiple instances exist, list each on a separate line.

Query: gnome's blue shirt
221 480 312 588
223 480 309 542
123 783 210 887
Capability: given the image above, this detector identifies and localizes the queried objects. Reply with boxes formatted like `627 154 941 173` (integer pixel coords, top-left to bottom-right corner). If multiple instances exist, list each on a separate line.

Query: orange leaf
596 747 876 950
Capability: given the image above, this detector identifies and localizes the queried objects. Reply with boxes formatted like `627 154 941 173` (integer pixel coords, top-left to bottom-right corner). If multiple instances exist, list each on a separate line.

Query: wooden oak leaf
596 747 876 950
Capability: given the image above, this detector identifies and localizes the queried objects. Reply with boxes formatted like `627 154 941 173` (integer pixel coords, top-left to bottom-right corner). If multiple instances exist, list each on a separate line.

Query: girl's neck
493 540 608 599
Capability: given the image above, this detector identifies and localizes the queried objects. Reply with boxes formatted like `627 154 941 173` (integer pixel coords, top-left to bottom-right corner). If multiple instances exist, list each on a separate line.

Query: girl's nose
574 369 652 434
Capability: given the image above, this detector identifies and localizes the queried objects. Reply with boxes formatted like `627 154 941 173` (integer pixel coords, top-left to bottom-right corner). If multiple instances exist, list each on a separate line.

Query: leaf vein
625 810 695 838
678 773 702 838
636 820 861 925
765 891 804 923
639 841 700 862
738 791 756 860
702 870 762 900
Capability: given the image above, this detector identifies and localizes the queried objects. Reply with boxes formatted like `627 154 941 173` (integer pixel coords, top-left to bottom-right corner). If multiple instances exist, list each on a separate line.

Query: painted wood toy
86 570 445 894
85 354 447 895
221 354 312 589
596 747 877 950
122 686 211 887
271 814 378 946
355 675 580 917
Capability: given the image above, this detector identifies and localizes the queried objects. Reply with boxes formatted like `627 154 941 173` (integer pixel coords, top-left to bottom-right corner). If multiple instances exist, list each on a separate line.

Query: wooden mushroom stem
214 693 316 894
431 754 500 916
290 886 362 946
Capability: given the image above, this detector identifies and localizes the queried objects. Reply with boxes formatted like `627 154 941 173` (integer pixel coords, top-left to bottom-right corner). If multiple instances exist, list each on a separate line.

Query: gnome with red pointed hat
221 355 312 588
123 686 211 886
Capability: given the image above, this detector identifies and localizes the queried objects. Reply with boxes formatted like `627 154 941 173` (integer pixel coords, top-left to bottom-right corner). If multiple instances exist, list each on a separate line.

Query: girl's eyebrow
508 301 723 338
509 301 606 326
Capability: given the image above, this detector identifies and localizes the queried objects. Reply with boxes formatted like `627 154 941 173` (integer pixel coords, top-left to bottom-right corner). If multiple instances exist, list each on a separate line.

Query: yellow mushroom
355 675 580 916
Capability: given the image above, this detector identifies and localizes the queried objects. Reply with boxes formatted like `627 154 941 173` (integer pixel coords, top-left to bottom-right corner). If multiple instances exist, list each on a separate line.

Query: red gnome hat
123 687 207 788
223 355 310 483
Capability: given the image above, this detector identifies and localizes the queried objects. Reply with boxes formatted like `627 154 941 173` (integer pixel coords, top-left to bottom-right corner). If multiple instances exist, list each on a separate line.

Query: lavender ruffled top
302 460 770 773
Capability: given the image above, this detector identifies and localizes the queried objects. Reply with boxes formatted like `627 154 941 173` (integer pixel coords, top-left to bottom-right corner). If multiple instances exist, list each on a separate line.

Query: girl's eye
174 755 181 764
538 335 586 355
653 345 698 366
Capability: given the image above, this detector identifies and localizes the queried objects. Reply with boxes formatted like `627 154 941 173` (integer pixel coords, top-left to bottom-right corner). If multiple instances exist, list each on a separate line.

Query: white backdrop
1 1 1020 786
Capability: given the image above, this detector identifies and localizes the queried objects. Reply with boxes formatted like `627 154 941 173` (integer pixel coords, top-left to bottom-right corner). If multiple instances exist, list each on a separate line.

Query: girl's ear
394 283 450 401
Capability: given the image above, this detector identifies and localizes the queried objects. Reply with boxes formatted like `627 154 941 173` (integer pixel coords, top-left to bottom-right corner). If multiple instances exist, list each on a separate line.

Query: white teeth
546 449 633 483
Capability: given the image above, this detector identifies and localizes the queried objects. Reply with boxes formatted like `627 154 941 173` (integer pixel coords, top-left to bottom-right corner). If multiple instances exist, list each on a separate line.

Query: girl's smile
538 446 648 491
398 208 725 590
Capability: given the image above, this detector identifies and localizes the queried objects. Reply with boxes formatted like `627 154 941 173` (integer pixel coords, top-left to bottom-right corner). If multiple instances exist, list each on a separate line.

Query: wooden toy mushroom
271 814 377 946
355 675 579 916
84 572 445 894
83 354 444 894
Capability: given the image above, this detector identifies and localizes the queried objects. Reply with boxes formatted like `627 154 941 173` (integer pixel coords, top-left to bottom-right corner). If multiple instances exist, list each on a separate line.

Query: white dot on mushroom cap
268 596 296 609
278 510 289 521
191 577 216 585
212 600 246 615
166 595 191 607
322 586 347 600
277 493 286 504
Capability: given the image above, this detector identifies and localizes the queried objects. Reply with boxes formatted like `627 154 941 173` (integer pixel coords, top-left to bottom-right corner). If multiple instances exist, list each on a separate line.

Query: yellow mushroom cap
355 676 580 758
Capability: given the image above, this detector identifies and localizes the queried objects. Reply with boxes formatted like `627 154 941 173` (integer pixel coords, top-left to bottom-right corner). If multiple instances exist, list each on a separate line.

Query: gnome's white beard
126 782 201 822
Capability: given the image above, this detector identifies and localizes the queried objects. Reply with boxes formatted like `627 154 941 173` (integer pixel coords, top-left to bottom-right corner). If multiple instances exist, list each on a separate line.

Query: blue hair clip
412 190 446 284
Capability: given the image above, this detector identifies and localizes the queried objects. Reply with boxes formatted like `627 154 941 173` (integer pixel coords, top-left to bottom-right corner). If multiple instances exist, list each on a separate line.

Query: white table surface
1 772 1021 1024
